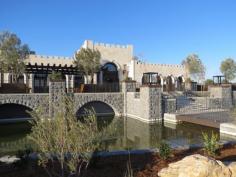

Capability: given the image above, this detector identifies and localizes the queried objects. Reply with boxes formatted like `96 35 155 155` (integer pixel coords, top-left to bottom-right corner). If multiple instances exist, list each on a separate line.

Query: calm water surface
0 117 234 156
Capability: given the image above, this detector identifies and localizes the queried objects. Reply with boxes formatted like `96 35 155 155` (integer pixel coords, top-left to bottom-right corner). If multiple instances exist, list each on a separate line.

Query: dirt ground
1 144 236 177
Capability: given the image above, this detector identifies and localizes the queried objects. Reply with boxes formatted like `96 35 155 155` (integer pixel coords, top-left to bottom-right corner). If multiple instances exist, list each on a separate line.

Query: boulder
158 154 236 177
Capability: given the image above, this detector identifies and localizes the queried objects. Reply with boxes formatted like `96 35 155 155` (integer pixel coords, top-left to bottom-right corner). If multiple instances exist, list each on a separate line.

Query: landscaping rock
158 154 236 177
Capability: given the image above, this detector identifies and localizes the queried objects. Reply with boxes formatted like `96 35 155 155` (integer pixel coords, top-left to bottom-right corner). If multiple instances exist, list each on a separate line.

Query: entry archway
166 76 175 92
100 62 119 83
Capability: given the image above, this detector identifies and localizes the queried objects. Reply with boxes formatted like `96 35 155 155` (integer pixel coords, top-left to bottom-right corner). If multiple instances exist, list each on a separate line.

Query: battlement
135 60 184 68
32 55 73 60
94 42 132 49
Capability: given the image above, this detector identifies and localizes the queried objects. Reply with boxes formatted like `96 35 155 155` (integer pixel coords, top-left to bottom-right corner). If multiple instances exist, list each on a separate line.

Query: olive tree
182 54 206 83
220 58 236 82
74 48 101 84
28 97 117 177
0 31 30 83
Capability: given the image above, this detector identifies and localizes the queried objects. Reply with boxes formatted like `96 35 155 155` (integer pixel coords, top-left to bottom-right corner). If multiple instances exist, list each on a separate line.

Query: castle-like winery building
1 40 186 93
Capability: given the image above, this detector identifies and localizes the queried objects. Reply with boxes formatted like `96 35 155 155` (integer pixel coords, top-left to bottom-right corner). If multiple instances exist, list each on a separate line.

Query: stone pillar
71 75 74 92
29 74 34 93
23 74 28 85
140 86 162 121
93 73 97 84
121 81 137 117
49 81 66 118
99 71 103 84
209 85 233 108
65 75 69 92
121 81 137 92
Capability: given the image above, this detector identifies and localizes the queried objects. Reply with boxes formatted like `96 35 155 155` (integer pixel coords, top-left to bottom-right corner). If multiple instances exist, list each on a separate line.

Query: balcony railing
74 83 120 93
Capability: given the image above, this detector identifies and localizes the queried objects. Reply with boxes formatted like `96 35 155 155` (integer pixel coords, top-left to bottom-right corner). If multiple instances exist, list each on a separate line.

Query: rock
158 154 236 177
0 155 20 164
228 162 236 175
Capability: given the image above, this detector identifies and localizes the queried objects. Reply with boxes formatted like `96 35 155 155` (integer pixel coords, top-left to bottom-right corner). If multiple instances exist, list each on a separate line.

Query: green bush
159 141 171 160
202 131 220 157
48 71 64 81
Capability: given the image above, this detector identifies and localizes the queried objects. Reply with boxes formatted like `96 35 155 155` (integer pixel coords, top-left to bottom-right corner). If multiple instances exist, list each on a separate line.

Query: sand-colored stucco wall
25 55 74 66
83 40 133 70
133 61 186 83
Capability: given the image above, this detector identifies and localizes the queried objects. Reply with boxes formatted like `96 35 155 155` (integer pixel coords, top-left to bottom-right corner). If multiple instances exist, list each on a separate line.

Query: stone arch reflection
76 101 115 128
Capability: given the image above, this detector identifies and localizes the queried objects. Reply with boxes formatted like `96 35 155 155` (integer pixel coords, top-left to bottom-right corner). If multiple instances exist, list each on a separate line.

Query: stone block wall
124 83 162 122
233 91 236 106
209 85 232 108
0 93 49 110
49 81 66 117
164 99 177 113
121 81 137 92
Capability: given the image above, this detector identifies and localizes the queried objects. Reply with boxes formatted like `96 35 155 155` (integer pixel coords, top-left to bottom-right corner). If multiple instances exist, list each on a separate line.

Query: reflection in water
0 116 234 156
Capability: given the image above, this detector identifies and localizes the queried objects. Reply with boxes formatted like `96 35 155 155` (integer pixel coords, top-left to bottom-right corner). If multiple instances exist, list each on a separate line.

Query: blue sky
1 0 236 78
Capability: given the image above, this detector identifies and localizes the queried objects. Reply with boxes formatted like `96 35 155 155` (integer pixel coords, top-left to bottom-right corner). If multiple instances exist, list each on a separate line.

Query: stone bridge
0 87 124 118
0 82 163 123
0 93 49 110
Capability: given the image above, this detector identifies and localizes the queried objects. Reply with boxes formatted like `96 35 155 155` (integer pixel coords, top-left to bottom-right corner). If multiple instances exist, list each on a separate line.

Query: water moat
0 116 233 157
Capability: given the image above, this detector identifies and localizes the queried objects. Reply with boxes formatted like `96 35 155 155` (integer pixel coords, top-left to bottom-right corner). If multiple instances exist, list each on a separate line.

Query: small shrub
159 141 171 160
28 97 117 177
125 152 134 177
202 131 220 157
48 71 64 81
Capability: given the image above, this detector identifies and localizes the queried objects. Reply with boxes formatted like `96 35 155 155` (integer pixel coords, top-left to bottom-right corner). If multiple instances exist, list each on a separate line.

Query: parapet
94 41 133 49
135 60 184 68
32 55 74 60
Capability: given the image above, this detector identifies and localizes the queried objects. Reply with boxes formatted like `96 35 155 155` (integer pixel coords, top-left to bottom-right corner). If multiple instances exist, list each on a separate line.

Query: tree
0 31 30 83
220 58 236 82
182 54 206 83
74 48 101 84
28 97 117 177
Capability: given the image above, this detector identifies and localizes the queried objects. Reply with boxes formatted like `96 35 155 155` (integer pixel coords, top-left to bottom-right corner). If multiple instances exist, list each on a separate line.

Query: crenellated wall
133 60 186 83
25 54 74 66
83 40 133 68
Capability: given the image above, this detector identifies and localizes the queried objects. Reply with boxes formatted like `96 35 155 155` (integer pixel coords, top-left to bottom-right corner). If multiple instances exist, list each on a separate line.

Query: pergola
213 75 225 85
25 63 83 76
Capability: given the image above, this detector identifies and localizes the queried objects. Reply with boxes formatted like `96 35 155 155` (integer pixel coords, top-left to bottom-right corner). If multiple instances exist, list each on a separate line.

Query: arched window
101 63 119 83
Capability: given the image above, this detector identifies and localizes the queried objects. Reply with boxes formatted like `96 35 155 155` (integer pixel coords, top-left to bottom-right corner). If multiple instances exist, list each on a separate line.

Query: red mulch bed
1 144 236 177
137 144 236 177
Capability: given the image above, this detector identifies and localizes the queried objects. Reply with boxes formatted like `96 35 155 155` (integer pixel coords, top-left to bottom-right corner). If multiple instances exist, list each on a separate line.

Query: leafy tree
0 31 30 83
220 58 236 82
182 54 205 83
74 48 101 84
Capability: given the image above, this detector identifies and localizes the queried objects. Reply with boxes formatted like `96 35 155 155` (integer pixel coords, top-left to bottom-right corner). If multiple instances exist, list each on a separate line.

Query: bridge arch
0 103 32 121
0 99 35 110
76 101 115 118
74 93 123 117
